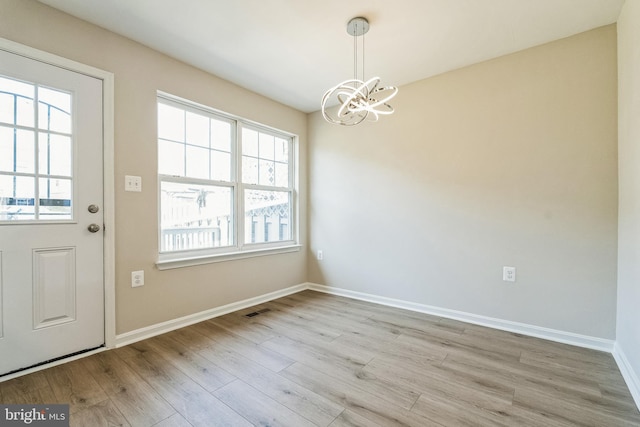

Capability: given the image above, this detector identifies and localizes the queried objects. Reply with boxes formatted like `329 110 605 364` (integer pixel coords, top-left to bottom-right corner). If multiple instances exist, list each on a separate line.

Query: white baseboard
307 283 615 353
115 283 307 347
613 342 640 410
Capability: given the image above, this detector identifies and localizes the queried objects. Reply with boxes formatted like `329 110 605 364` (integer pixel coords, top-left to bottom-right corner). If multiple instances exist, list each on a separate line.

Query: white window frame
156 92 299 270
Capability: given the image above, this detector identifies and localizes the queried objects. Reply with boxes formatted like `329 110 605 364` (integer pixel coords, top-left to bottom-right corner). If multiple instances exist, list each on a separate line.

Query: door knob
88 204 100 213
87 223 101 233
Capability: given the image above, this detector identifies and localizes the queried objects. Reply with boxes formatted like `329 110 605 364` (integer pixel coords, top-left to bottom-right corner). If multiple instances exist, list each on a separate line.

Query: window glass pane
0 175 35 220
0 76 34 127
186 111 209 148
158 139 184 176
259 159 275 186
160 181 233 252
39 177 72 220
275 162 289 187
158 103 185 142
211 119 231 152
244 189 291 244
39 133 72 177
38 87 71 134
186 145 210 179
274 137 289 163
242 128 258 157
242 155 258 185
211 150 230 182
259 133 275 160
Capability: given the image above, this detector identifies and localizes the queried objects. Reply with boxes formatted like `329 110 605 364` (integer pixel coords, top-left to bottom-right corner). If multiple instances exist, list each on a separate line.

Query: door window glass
0 76 73 221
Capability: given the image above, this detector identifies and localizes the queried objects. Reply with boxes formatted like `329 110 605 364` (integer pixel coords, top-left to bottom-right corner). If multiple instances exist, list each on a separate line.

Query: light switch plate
125 175 142 192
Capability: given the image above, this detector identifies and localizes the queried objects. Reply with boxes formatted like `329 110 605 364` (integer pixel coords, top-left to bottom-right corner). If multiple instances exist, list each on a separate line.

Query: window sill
156 244 302 270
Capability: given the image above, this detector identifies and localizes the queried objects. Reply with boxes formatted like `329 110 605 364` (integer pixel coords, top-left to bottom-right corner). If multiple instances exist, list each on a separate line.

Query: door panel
33 247 76 329
0 49 104 375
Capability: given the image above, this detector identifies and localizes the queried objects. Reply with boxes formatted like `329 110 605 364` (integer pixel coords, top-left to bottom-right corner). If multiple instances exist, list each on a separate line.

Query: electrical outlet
125 175 142 192
131 270 144 287
317 250 323 260
503 266 516 282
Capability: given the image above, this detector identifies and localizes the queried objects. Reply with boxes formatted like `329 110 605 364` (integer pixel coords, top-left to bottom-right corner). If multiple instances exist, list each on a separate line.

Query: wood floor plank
329 410 383 427
281 362 445 427
520 348 626 383
442 350 604 398
213 379 318 427
197 344 344 426
152 413 193 427
0 369 50 402
514 385 640 426
120 345 252 427
144 333 236 392
364 355 515 409
44 362 108 414
80 351 175 426
256 301 345 341
0 381 58 405
264 335 421 410
194 320 295 372
208 312 278 344
71 398 131 427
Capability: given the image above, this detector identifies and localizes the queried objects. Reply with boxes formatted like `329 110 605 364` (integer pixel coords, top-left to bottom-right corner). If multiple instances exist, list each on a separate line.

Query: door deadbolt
88 204 100 213
87 223 101 233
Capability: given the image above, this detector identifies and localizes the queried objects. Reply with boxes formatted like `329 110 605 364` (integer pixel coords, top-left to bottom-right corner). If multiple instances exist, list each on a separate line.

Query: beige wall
0 0 308 334
309 25 618 339
617 0 640 395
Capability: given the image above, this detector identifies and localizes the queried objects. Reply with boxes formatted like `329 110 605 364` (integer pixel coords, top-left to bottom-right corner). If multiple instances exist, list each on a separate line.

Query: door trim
0 38 116 355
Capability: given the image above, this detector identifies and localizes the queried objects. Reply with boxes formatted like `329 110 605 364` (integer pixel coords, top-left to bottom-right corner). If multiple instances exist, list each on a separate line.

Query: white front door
0 48 104 376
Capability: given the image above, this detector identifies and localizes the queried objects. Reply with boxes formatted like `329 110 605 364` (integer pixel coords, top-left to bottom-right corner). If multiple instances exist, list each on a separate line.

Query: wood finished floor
1 290 639 426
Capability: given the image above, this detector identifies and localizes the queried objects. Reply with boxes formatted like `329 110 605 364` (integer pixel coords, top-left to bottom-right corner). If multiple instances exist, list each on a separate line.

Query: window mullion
236 121 244 250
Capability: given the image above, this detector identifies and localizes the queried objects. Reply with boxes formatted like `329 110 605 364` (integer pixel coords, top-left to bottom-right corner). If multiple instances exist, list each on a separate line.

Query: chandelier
321 17 398 126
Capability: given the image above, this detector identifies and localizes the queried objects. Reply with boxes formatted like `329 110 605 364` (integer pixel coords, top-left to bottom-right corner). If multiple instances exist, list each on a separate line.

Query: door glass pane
160 181 233 252
0 175 35 220
0 127 14 172
244 189 291 244
39 178 71 220
38 87 71 134
14 129 35 174
39 133 72 176
0 76 35 127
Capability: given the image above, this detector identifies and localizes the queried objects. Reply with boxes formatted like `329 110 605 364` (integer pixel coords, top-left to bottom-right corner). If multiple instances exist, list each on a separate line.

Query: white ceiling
38 0 624 113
